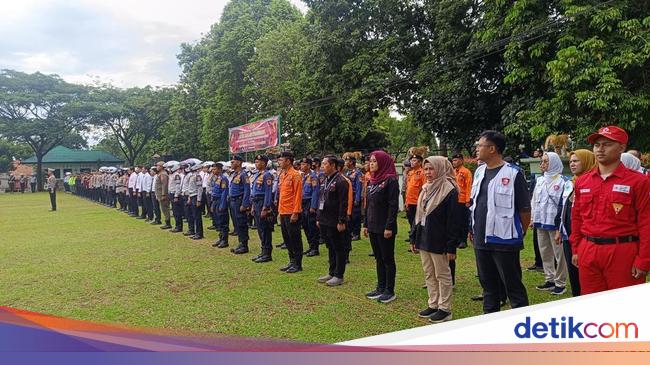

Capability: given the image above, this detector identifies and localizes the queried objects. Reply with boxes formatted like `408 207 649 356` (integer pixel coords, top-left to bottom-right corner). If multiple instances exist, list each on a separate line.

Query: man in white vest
470 130 531 313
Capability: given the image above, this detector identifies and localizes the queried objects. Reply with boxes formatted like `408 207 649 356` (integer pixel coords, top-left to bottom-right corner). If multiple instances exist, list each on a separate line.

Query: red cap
587 125 628 145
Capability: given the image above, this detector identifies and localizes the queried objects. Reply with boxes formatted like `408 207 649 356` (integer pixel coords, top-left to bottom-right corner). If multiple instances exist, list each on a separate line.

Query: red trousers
577 239 646 295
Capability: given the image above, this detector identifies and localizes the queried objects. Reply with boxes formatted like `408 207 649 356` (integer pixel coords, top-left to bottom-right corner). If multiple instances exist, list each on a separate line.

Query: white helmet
169 162 182 172
163 160 179 169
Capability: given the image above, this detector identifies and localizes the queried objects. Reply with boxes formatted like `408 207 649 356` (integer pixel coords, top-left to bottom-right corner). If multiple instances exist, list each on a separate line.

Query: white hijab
543 152 563 183
621 153 643 172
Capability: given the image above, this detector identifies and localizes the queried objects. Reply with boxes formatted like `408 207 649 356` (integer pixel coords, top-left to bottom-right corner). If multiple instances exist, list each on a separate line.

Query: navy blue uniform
211 173 230 243
229 169 251 245
251 170 274 256
345 168 363 237
302 170 320 250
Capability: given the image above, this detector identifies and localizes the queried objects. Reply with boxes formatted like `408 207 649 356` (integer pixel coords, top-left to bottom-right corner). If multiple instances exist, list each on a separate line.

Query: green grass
0 192 567 343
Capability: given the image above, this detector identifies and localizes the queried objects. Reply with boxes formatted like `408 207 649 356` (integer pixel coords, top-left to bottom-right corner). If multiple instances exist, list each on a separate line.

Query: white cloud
0 0 307 87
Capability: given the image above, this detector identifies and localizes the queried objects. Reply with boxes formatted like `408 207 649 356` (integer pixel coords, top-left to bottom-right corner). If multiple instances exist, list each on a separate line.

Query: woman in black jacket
413 156 463 323
363 150 400 303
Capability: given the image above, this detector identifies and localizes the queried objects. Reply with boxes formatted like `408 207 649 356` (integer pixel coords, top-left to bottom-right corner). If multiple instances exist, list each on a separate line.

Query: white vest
532 174 572 231
470 163 523 245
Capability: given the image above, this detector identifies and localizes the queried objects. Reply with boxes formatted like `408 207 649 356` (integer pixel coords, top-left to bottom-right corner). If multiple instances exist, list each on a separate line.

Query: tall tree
91 86 173 166
0 139 31 173
0 70 92 189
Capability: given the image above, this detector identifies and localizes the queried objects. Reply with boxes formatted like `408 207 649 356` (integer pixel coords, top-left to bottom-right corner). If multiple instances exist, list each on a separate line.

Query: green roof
23 146 124 164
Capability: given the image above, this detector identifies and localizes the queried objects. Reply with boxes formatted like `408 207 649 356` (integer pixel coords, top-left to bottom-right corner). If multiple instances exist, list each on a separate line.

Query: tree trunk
36 156 43 192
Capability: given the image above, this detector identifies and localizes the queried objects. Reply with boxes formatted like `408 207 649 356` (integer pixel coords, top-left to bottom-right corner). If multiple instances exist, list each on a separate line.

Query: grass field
0 192 568 343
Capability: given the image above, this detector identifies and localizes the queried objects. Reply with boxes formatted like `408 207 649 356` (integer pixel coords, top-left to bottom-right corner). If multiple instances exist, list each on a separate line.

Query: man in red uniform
570 126 650 294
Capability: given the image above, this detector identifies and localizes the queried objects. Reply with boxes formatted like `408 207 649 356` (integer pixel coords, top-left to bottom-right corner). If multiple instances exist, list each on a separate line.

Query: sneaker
536 281 555 291
318 274 332 283
527 264 543 271
378 292 396 304
326 277 344 286
551 286 567 295
429 310 452 323
418 307 437 318
365 289 383 300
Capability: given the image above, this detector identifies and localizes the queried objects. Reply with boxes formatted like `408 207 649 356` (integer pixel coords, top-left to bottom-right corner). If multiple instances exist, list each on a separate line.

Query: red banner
228 116 280 154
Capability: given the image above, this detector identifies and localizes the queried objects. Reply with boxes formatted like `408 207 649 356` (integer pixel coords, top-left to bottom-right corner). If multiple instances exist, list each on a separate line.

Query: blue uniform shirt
250 170 274 209
211 173 229 211
345 168 363 204
228 169 251 207
302 170 320 210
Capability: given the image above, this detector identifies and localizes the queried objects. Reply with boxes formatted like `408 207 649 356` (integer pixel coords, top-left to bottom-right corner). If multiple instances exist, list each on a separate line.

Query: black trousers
139 192 146 218
458 203 470 246
172 195 184 230
350 205 362 237
143 192 153 220
253 199 273 255
532 227 542 267
211 198 229 241
475 249 529 313
190 196 203 237
320 224 348 278
151 193 161 222
30 183 36 193
369 231 396 292
184 196 195 234
301 199 319 248
406 204 417 242
280 214 303 268
229 197 249 244
49 190 57 210
129 189 138 216
562 239 581 296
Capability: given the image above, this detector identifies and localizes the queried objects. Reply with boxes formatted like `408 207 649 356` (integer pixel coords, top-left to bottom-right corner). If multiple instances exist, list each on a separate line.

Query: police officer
300 158 320 256
149 166 162 225
169 162 185 233
250 155 275 263
46 168 57 211
229 155 251 254
128 167 138 217
344 154 363 241
211 163 230 248
189 162 204 240
181 160 197 237
156 161 172 229
571 126 650 294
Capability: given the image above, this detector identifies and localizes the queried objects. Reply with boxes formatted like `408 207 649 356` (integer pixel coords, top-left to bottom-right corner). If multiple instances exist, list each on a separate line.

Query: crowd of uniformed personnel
58 125 649 324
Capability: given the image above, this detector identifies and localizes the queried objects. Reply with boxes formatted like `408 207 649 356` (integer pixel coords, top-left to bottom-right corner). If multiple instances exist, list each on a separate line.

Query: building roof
23 146 124 164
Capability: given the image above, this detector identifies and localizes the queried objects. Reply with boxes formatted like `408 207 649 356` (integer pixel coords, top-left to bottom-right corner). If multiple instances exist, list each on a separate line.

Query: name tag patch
613 184 630 194
580 189 590 193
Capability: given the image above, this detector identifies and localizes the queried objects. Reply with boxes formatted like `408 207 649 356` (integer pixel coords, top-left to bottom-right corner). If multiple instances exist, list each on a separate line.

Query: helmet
169 162 182 172
163 160 179 169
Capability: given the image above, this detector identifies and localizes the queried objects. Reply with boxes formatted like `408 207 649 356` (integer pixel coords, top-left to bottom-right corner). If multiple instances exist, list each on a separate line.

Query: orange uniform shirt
278 167 303 215
455 165 473 204
405 166 425 205
342 175 353 216
363 171 371 209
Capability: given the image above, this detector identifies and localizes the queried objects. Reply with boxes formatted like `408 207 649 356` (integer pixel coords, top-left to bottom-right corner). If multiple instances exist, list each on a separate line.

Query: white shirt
142 173 153 193
152 173 158 193
128 172 137 189
135 172 145 192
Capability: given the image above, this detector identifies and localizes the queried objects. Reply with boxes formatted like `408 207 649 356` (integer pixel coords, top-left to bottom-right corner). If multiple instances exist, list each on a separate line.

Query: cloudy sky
0 0 307 88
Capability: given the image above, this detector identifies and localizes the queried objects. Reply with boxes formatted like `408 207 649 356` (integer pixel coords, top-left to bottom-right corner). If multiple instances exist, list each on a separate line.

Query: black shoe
233 246 249 254
536 281 555 291
251 254 262 262
279 243 287 249
217 241 229 248
275 242 286 248
183 232 194 236
229 232 237 236
306 250 319 257
285 266 302 274
212 241 222 247
368 252 374 257
279 263 293 272
377 292 396 304
418 307 437 318
365 289 383 300
351 235 360 241
500 299 508 307
136 216 146 220
458 242 468 249
527 264 543 271
207 226 216 230
404 238 410 242
303 249 311 255
429 310 452 323
151 220 162 225
471 294 483 301
551 286 567 295
170 228 182 233
191 235 204 240
254 255 272 263
160 225 172 230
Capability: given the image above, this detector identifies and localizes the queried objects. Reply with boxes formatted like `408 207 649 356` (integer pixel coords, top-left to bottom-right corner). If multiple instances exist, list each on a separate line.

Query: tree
91 86 173 166
0 139 31 173
0 70 92 190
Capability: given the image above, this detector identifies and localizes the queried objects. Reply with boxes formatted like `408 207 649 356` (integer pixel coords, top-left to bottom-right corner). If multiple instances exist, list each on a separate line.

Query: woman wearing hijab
532 152 571 295
412 156 463 323
364 151 400 303
554 150 596 296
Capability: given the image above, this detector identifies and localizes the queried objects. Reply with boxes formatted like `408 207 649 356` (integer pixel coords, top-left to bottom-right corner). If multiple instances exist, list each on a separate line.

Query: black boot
160 220 172 230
